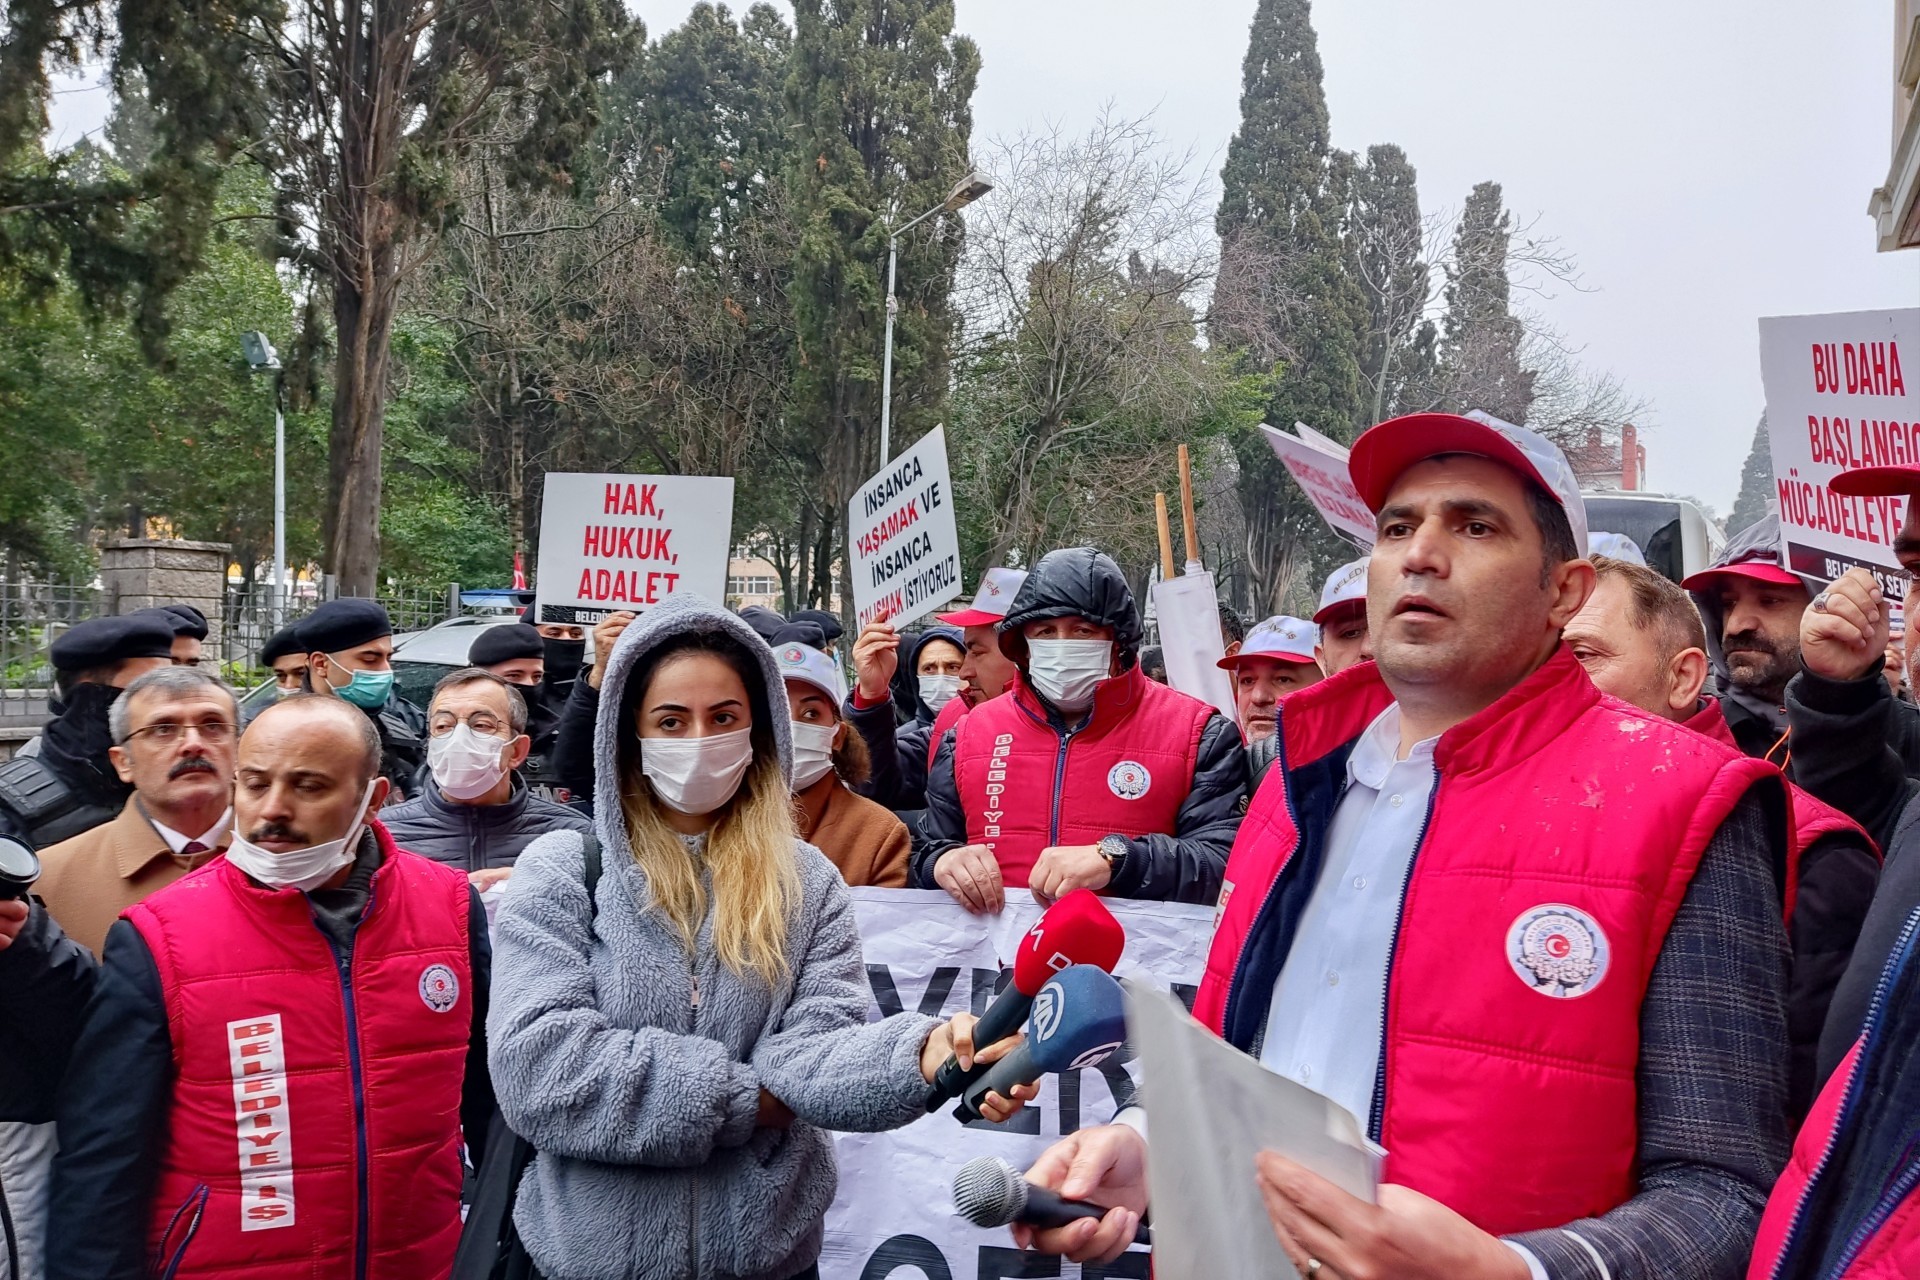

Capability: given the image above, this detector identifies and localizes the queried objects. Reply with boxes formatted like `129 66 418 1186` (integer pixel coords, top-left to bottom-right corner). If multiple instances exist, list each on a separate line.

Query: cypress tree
1351 144 1435 424
1728 414 1775 535
1438 180 1535 423
1215 0 1370 612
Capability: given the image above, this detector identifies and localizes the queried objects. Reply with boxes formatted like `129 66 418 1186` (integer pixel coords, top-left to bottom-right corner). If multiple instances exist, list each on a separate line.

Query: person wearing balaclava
299 597 430 802
913 547 1249 910
0 615 175 848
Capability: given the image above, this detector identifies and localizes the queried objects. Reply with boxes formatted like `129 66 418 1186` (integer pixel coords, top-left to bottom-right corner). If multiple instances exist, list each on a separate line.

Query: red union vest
1196 647 1781 1234
949 666 1213 887
126 820 472 1279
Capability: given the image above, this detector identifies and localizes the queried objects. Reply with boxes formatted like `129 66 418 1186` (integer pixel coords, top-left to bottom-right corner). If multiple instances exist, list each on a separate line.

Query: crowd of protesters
1 409 1917 1278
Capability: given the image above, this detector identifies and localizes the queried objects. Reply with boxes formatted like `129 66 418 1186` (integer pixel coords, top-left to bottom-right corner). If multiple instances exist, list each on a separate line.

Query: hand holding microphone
925 888 1125 1111
953 1156 1150 1246
953 964 1127 1123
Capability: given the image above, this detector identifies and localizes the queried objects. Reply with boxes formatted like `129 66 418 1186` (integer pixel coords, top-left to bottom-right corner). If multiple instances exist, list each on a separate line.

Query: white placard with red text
1760 308 1920 599
534 472 734 625
1260 424 1376 548
848 427 963 628
821 888 1215 1280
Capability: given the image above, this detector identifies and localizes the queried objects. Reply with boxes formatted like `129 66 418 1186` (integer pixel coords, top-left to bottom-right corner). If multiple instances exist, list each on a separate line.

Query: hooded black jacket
845 625 967 813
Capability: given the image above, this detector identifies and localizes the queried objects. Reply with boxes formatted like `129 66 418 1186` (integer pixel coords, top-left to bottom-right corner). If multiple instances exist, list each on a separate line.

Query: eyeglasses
127 720 237 745
431 713 508 737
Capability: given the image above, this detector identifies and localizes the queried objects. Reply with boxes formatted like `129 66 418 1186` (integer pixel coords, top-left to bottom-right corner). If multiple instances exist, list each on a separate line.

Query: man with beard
0 615 175 848
1684 516 1819 763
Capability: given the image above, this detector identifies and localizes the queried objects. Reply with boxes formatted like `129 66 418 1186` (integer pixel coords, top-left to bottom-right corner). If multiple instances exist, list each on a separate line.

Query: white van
1582 492 1726 584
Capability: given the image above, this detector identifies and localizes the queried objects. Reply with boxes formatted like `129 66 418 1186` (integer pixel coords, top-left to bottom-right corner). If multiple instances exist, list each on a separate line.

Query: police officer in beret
467 623 570 802
298 599 429 802
259 623 309 699
137 605 209 666
0 615 176 847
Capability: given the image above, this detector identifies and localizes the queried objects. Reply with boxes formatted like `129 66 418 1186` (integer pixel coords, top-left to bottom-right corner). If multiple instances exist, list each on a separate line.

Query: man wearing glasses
34 666 240 955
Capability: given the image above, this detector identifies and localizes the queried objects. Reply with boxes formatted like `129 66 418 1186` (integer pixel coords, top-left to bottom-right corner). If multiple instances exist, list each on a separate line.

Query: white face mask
789 720 839 791
918 673 964 712
226 781 378 894
641 727 755 815
429 723 513 801
1026 639 1114 713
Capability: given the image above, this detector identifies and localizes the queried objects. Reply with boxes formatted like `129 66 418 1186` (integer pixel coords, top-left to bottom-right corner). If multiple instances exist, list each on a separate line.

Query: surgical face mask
918 673 963 713
429 723 512 800
789 720 839 791
326 658 394 710
1026 639 1114 713
225 781 377 893
641 727 755 816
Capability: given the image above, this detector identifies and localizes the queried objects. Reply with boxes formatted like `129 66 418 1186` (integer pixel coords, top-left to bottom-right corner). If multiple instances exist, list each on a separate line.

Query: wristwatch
1097 834 1130 880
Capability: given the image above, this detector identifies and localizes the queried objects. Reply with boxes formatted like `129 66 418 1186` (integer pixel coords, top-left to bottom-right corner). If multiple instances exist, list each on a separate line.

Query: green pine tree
1351 143 1435 424
1438 181 1535 423
1214 0 1371 613
783 0 979 612
1728 414 1775 536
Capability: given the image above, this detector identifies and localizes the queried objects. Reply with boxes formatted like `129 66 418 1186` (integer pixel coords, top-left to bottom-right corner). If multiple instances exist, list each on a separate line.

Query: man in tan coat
35 666 239 954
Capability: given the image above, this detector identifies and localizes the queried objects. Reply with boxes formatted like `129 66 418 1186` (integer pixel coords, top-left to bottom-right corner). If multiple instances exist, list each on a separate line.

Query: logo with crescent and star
1506 904 1610 999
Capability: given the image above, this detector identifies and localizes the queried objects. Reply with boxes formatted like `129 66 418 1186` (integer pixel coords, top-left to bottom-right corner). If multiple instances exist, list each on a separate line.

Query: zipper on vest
1366 770 1441 1145
152 1183 208 1280
1222 704 1304 1044
1769 905 1920 1279
1046 719 1087 846
312 894 377 1280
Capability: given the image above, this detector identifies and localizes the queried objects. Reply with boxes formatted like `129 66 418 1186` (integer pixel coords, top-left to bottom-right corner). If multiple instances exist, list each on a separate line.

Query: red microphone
925 889 1126 1109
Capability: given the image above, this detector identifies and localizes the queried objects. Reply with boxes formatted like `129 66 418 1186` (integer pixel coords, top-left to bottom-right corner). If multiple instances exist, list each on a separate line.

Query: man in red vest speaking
912 547 1248 910
1014 412 1793 1279
48 694 491 1280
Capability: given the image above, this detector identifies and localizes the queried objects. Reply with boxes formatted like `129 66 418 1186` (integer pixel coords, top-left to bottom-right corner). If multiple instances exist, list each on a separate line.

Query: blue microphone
954 965 1127 1123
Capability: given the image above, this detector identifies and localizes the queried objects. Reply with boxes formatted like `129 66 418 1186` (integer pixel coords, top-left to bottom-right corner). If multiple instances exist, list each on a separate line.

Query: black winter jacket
911 697 1247 904
1784 662 1920 1085
368 691 431 802
379 776 592 873
844 628 965 814
0 903 96 1122
554 675 601 803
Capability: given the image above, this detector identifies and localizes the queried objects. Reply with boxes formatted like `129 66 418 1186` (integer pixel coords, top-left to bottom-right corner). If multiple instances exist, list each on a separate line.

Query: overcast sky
49 0 1920 511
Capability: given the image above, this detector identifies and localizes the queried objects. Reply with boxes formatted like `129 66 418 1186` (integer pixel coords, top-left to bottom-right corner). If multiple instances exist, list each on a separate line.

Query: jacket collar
1278 645 1602 780
417 774 530 824
112 796 229 880
1683 698 1741 749
792 771 840 840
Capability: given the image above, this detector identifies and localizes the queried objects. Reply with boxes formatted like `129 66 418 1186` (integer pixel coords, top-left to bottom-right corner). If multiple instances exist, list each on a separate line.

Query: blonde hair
617 636 801 987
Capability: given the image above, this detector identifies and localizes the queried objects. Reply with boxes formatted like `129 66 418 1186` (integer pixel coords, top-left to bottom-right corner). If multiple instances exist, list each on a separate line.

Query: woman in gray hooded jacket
488 597 1026 1280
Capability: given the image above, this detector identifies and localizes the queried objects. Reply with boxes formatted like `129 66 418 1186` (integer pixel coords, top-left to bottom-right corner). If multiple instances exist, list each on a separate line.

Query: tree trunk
325 252 400 597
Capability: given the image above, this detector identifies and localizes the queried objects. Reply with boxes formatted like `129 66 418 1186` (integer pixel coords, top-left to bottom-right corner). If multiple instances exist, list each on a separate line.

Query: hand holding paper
1256 1159 1531 1280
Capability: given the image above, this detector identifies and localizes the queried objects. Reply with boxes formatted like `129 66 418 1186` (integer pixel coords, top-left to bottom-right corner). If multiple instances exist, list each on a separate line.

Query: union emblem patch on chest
1506 904 1610 998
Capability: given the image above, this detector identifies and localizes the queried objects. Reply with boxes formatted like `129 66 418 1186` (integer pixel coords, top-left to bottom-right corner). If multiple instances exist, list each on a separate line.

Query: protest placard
534 472 735 624
1260 423 1376 548
1760 308 1920 599
821 888 1213 1280
848 426 963 628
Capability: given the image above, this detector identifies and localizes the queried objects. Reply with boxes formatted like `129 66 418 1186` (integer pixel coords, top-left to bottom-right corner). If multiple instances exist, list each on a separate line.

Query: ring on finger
1812 591 1832 613
1306 1261 1322 1276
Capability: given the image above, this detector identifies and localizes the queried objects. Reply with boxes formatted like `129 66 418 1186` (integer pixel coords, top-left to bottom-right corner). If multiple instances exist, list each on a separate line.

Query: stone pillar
99 539 232 644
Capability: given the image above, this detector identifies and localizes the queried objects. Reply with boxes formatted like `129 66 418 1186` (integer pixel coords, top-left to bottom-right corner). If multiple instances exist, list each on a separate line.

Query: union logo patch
419 963 460 1014
1506 904 1610 999
1107 761 1151 800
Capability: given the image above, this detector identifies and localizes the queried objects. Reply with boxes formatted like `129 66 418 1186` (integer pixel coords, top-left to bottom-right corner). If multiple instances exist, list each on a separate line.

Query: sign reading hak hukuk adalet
847 426 962 628
535 472 734 625
1760 307 1919 600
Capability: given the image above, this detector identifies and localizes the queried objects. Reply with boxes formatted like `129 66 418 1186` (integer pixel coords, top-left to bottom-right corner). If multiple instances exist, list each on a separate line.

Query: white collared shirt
149 807 233 857
1258 704 1439 1124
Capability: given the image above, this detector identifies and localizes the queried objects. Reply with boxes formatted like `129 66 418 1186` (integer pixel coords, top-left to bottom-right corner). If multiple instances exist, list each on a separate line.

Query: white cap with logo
1314 557 1370 625
774 641 845 704
937 567 1030 628
1219 615 1320 669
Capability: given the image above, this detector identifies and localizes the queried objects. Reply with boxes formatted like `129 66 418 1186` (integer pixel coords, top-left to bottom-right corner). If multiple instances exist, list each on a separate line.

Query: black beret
300 598 392 654
770 621 827 652
736 606 787 643
468 623 546 667
788 609 844 644
49 614 177 673
259 623 306 666
139 604 209 640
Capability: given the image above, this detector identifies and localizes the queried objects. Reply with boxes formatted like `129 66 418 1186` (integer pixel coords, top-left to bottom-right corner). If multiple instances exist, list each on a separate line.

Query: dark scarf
41 684 134 805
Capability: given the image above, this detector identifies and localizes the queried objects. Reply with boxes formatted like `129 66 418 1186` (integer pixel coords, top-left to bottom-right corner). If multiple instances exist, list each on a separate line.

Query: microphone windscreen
1011 889 1126 995
952 1157 1027 1228
1027 966 1128 1075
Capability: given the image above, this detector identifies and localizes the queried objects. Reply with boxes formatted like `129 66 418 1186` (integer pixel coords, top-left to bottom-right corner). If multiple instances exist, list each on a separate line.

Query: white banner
1260 424 1376 549
1149 573 1237 720
849 428 964 629
1759 308 1920 599
821 888 1216 1280
534 472 735 625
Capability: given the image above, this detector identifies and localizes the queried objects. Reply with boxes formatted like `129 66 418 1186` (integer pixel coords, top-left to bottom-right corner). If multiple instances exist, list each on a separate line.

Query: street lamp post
879 169 993 464
241 331 286 630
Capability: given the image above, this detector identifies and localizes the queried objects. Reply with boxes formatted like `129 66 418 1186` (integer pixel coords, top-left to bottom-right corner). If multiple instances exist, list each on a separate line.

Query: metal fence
0 576 108 724
220 581 476 674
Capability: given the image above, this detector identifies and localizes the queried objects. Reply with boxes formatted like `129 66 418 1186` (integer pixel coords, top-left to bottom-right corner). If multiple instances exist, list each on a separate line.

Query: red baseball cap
1348 411 1589 553
936 567 1028 627
1828 465 1920 498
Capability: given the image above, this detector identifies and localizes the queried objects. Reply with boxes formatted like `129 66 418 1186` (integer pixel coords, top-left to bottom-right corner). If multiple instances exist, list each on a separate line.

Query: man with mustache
48 693 490 1280
1683 515 1817 763
33 666 239 955
1014 413 1791 1280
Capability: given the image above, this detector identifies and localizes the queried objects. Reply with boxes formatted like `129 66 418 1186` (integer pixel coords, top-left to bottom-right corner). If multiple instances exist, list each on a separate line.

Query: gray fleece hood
591 595 794 834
